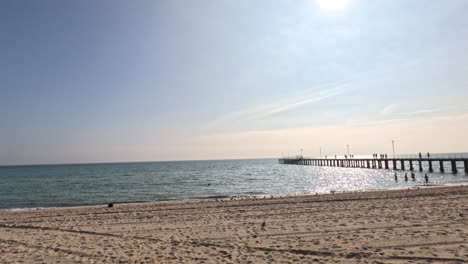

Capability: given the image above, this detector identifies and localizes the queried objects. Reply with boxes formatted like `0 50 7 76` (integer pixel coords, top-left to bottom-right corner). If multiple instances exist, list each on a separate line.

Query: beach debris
108 203 113 208
261 220 266 230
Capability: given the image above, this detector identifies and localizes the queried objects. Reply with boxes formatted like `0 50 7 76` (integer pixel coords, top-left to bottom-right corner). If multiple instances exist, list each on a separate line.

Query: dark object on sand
108 203 113 208
261 220 266 229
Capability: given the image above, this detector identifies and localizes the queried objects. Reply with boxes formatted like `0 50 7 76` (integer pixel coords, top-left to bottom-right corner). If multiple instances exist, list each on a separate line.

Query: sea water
1 155 468 209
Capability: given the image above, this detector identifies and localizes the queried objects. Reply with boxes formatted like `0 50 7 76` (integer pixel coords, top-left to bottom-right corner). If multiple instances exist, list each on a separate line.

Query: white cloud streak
211 83 351 126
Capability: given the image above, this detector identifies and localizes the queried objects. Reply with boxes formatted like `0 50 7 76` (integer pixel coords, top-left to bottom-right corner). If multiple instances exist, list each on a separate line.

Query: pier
279 156 468 174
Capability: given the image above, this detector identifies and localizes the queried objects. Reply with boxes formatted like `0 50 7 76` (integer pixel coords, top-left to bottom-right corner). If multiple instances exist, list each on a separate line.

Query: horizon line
0 157 277 168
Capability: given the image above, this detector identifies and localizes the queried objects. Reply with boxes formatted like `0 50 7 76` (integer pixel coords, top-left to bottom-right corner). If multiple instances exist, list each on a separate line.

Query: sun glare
316 0 351 12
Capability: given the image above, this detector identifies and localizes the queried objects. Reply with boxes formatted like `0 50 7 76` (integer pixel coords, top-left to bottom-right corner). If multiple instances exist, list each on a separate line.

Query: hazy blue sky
2 0 468 165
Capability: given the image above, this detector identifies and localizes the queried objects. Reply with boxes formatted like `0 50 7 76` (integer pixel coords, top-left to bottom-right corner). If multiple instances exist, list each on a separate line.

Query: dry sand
0 186 467 263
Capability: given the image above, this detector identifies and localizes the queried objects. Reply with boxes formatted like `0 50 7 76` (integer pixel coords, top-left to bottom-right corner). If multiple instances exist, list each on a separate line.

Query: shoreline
1 185 467 263
1 182 464 212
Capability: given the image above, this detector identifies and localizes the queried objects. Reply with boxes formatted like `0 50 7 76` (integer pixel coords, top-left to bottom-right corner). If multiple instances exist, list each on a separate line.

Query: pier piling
451 160 458 173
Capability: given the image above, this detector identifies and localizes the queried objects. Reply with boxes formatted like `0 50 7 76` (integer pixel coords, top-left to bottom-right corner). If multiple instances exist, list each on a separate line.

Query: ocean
1 155 468 210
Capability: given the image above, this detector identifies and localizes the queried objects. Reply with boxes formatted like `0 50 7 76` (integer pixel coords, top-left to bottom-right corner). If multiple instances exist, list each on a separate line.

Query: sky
1 0 468 165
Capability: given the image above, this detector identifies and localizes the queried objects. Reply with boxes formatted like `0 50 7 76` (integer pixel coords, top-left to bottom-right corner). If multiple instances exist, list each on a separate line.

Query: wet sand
1 186 467 263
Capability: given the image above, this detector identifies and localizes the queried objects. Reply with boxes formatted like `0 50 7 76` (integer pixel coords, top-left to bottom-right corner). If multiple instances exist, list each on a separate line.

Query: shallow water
1 157 467 209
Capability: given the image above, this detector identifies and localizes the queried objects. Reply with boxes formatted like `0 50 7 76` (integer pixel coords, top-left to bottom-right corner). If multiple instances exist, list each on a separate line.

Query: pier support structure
428 161 433 173
451 161 458 173
440 161 444 172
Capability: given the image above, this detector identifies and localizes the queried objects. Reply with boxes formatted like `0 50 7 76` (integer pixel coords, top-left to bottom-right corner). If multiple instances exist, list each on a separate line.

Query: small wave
200 195 230 199
0 206 58 212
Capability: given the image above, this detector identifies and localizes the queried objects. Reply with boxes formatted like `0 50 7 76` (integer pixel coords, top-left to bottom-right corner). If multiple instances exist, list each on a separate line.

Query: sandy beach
1 186 467 263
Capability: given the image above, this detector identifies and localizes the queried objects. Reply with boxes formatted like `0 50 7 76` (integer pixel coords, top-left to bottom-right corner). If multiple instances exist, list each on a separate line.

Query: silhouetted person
425 173 429 184
394 173 398 182
427 152 430 159
411 172 415 181
419 152 422 159
404 173 408 182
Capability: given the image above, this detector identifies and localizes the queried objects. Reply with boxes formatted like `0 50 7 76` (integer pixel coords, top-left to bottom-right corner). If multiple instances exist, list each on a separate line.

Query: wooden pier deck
279 157 468 173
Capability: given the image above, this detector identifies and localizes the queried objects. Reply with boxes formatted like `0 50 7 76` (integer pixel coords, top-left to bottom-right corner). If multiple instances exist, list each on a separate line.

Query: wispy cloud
380 104 398 115
398 109 436 116
211 82 351 126
380 103 437 117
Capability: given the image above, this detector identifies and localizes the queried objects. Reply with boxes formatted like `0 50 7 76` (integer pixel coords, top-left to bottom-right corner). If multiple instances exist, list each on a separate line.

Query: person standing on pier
427 152 430 159
424 173 429 184
419 152 422 159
